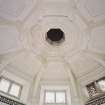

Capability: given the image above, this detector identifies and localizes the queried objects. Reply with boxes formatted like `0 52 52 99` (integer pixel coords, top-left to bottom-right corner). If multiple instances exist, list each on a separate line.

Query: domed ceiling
0 0 105 86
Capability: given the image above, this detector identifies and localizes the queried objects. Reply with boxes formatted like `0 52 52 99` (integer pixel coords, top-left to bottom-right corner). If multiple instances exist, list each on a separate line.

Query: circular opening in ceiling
46 28 65 45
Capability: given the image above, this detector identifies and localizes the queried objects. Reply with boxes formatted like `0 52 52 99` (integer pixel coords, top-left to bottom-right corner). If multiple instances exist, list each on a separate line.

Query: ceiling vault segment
27 56 47 105
63 58 84 105
0 50 25 74
84 50 105 68
0 0 105 104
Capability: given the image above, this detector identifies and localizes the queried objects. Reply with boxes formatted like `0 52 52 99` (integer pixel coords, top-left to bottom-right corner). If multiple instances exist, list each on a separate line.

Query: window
97 79 105 92
86 77 105 98
0 78 10 93
45 91 55 103
45 91 66 104
40 86 71 105
56 92 66 103
0 77 22 98
9 83 21 97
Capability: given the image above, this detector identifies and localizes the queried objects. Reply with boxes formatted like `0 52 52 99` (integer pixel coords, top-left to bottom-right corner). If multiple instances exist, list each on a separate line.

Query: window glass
56 92 66 103
0 78 10 92
45 91 55 103
44 91 66 104
9 83 21 97
0 77 22 98
98 80 105 91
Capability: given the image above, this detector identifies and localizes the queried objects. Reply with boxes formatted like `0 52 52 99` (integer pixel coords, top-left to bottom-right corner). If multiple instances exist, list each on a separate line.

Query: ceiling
0 0 105 86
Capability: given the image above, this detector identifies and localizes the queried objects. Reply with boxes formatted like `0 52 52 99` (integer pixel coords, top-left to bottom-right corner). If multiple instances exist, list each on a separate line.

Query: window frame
39 85 71 105
0 76 22 99
44 90 67 104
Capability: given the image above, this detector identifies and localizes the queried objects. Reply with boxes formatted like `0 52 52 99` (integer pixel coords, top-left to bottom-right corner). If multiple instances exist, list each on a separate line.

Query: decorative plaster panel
88 25 105 53
69 53 100 78
77 0 105 22
0 25 22 54
23 16 85 57
0 0 34 21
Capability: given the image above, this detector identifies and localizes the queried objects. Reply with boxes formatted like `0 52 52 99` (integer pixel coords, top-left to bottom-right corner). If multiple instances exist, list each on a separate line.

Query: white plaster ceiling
0 0 36 21
88 25 105 53
69 53 101 78
0 0 105 86
23 16 85 57
77 0 105 22
7 51 42 80
41 60 68 81
0 25 22 54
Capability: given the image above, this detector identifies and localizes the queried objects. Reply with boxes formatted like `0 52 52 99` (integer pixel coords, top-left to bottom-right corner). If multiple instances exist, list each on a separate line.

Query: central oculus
46 28 65 45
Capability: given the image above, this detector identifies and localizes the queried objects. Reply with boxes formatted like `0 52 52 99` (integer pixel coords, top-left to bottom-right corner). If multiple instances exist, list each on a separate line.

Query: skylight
86 77 105 97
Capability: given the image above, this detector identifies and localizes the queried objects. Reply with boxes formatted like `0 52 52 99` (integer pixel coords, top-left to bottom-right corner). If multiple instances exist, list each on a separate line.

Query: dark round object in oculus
46 28 65 44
